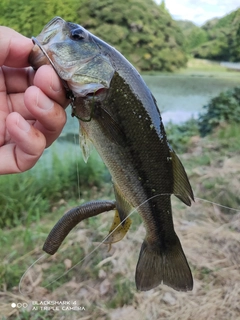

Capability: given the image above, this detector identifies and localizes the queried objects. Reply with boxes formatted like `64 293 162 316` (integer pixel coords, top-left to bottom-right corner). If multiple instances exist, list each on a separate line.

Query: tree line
0 0 187 71
1 0 237 69
178 8 240 62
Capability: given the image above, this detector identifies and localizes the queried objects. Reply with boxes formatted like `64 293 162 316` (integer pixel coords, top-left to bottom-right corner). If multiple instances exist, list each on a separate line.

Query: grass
143 58 240 77
180 57 240 76
0 149 109 229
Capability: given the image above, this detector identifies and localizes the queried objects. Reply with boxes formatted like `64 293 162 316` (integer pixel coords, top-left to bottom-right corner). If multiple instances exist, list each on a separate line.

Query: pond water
41 72 240 166
143 73 240 123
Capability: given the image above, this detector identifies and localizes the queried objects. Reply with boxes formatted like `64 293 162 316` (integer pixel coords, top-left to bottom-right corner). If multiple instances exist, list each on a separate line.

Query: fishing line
29 193 163 291
195 197 240 212
73 132 81 201
19 254 47 296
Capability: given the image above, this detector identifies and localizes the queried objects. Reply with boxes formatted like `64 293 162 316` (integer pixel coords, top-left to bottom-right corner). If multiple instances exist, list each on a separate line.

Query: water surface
143 73 240 123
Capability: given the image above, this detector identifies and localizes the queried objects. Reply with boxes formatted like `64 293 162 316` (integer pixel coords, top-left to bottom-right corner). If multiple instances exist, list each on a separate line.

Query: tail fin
135 236 193 291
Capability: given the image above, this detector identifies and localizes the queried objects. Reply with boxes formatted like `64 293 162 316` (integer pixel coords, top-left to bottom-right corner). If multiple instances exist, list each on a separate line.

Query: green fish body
29 17 194 291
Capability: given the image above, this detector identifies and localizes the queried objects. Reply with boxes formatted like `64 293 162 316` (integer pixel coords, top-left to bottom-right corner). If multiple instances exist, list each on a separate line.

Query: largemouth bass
29 17 194 292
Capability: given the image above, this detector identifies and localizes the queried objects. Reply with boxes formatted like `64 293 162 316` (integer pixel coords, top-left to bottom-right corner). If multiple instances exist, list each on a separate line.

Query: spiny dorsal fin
170 151 194 206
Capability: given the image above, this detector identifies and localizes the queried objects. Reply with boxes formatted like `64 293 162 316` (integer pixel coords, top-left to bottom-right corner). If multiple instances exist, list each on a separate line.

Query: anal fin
104 183 132 247
103 209 131 247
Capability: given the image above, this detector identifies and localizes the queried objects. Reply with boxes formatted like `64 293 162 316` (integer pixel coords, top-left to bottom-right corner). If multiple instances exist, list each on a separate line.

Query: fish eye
70 28 85 41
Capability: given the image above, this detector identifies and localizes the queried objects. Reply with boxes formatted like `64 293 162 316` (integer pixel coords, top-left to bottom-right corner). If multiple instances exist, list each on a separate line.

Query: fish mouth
29 33 113 99
29 40 106 100
28 38 51 70
29 37 62 74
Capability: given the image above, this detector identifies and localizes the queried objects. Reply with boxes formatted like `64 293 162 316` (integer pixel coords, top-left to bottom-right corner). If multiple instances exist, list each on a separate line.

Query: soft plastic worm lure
43 200 116 255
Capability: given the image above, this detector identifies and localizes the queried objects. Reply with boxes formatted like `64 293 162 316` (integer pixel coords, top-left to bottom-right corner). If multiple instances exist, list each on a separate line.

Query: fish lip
31 37 57 71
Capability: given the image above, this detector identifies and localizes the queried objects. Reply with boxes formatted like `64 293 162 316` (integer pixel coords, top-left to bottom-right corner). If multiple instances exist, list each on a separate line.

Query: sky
155 0 240 26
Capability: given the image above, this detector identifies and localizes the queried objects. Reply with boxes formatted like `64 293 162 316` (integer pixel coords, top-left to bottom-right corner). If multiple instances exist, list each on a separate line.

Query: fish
29 16 194 292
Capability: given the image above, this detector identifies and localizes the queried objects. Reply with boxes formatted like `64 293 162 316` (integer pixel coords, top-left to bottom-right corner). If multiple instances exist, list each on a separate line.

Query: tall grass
0 150 109 229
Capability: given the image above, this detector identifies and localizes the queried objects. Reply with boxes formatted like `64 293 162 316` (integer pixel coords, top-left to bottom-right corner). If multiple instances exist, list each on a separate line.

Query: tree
192 8 240 61
0 0 187 71
76 0 187 71
0 0 82 37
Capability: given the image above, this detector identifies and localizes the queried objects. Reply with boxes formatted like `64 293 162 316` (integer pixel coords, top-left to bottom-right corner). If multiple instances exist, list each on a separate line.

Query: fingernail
17 116 31 132
37 92 54 110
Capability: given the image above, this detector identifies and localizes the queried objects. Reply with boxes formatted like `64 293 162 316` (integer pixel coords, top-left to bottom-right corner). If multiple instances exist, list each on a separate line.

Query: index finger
0 26 33 67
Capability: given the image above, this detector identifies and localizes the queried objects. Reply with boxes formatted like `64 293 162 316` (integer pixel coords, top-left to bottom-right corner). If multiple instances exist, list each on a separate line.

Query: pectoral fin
171 151 194 206
79 124 93 163
97 107 127 147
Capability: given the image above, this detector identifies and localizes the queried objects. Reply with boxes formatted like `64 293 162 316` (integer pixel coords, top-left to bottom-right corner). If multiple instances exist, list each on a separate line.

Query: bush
198 87 240 136
166 118 199 153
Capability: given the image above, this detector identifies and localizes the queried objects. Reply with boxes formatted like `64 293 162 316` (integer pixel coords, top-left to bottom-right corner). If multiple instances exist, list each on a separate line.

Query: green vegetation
166 86 240 149
0 150 108 229
1 1 239 67
166 118 199 153
185 58 228 73
192 8 240 61
198 87 240 136
176 20 208 52
177 8 240 62
77 0 187 71
0 0 187 72
0 0 81 37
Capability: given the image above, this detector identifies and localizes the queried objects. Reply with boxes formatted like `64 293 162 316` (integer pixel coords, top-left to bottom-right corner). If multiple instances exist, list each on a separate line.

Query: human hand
0 27 69 174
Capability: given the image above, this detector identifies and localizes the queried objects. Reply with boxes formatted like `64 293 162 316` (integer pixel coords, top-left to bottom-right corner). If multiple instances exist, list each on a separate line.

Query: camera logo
11 302 28 308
